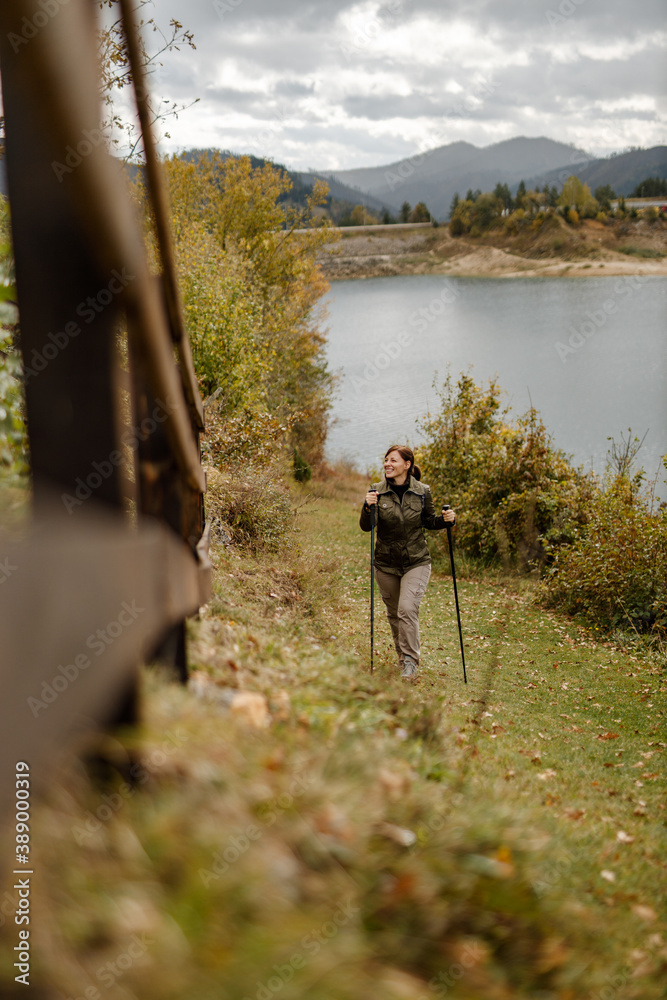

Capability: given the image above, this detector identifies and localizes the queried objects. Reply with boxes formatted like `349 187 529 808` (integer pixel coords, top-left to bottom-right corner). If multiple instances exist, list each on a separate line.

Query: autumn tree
514 180 527 209
493 182 513 212
409 201 431 223
159 153 338 469
97 0 199 159
559 175 592 211
594 184 616 211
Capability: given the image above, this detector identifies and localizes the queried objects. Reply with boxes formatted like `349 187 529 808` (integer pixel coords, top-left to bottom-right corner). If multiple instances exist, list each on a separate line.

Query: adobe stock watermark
586 933 665 1000
7 0 70 54
241 899 359 1000
23 267 135 384
212 0 244 20
545 0 586 30
555 274 650 364
0 557 18 584
26 600 145 717
198 772 311 887
414 941 486 999
384 79 496 194
71 728 189 845
411 792 465 851
340 0 405 64
58 935 152 997
246 106 289 158
51 127 106 182
351 278 462 392
96 934 152 991
61 396 174 513
531 829 594 896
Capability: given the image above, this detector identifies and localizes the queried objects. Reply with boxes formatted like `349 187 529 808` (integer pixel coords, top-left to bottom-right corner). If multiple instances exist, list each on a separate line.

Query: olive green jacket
359 476 446 575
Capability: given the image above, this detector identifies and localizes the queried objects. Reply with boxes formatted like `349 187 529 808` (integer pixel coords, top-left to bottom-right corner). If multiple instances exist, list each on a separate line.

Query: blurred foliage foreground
1 467 665 1000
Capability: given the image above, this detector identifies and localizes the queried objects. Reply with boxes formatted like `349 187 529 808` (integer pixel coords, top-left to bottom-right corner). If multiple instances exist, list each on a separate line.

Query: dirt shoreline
318 224 667 281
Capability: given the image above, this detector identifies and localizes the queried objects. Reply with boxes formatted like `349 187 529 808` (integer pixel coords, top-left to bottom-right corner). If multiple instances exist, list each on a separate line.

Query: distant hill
145 148 394 221
293 171 393 216
307 136 595 220
522 146 667 197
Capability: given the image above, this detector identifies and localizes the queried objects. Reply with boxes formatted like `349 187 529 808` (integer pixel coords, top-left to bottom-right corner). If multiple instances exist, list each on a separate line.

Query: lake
322 274 667 492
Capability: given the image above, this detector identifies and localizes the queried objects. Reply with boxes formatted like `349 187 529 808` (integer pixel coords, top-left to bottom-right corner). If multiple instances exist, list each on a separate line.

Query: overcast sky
143 0 666 170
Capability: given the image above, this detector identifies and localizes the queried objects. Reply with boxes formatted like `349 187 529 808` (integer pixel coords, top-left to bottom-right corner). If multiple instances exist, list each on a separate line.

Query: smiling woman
360 444 455 678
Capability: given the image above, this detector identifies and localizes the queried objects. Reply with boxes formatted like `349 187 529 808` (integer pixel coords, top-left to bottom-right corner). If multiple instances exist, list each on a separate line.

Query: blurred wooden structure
0 0 210 819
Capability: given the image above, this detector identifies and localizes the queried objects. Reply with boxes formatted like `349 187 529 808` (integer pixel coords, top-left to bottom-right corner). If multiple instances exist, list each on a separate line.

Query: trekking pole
369 492 377 673
443 504 467 684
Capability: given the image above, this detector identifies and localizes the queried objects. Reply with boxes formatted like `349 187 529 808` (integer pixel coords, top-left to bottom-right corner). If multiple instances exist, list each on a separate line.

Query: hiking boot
401 656 417 679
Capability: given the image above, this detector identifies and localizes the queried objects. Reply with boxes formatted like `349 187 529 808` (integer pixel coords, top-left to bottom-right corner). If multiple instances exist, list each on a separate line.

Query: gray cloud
144 0 666 169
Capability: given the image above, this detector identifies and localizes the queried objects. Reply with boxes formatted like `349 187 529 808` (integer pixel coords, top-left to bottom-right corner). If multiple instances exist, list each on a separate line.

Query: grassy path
5 472 665 1000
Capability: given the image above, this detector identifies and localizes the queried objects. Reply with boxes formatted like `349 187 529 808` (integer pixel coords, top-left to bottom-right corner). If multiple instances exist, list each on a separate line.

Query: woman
359 445 456 678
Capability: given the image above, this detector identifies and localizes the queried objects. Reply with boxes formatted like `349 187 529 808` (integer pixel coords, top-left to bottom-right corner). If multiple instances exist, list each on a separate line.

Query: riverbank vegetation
448 175 666 246
2 463 665 998
418 371 667 651
1 140 666 997
155 152 339 472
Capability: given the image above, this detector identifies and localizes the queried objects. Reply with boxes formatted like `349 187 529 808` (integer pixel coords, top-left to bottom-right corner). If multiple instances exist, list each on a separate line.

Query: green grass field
2 469 665 999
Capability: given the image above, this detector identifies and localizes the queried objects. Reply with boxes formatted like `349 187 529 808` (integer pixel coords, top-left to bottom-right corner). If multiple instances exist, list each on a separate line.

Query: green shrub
204 465 295 551
541 472 667 633
618 245 664 259
417 372 592 569
292 448 312 482
642 206 660 223
448 214 465 237
203 402 292 469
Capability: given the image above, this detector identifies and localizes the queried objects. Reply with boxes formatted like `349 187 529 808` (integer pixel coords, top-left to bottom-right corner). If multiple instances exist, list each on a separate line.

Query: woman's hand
365 490 379 505
442 506 456 524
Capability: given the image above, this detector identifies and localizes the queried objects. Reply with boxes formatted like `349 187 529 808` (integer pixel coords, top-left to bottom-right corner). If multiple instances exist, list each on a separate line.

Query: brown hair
384 444 421 481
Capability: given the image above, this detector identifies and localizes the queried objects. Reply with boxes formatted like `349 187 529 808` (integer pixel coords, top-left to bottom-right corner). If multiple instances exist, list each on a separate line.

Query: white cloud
140 0 667 168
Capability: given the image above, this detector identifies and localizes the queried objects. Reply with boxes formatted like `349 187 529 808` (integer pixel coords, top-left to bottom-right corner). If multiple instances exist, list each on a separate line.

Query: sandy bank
318 224 667 281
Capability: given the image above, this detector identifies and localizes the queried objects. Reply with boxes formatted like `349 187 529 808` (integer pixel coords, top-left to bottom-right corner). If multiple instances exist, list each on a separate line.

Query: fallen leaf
376 822 417 847
597 732 620 740
616 831 635 844
495 845 513 865
564 808 585 821
537 769 557 781
632 904 657 922
378 767 412 801
230 691 270 728
600 870 616 883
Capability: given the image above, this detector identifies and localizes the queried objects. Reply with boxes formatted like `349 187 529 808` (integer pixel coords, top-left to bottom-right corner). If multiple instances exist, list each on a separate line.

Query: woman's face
384 450 411 481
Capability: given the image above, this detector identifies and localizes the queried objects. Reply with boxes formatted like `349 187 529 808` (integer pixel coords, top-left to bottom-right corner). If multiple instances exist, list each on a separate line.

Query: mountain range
300 137 667 220
1 136 665 222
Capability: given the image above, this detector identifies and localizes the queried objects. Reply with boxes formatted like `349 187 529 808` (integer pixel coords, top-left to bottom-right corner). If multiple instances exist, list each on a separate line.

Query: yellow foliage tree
160 152 338 469
559 176 592 211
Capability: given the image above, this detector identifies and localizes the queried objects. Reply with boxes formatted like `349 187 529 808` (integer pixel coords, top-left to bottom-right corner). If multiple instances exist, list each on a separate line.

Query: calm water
323 274 667 490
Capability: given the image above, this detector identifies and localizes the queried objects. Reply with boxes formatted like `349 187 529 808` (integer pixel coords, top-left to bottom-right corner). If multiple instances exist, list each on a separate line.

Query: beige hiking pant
374 563 431 665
